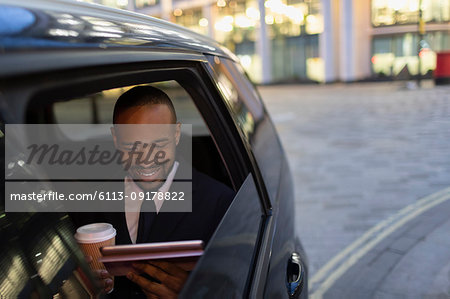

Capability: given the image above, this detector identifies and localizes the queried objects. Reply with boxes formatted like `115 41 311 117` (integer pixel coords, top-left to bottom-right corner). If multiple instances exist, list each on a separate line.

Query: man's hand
127 261 189 298
85 255 114 294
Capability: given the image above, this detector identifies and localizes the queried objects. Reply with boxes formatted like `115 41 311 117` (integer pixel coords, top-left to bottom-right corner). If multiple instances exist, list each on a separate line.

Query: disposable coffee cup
75 223 116 271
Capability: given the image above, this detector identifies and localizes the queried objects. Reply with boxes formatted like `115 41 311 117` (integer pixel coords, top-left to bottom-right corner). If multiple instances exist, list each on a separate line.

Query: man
71 86 234 298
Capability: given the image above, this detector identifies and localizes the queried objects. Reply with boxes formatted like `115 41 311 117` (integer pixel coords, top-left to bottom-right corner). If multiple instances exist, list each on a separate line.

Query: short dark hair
113 85 177 124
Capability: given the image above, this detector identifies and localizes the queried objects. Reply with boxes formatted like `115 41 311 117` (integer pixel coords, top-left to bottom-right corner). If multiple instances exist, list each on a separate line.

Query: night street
260 81 450 298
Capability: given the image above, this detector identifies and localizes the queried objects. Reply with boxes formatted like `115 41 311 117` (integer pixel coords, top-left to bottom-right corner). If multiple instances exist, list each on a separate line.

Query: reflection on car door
180 174 263 298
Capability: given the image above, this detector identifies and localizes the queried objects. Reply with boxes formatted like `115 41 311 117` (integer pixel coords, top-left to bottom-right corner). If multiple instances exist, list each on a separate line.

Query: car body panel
0 50 206 77
0 0 236 60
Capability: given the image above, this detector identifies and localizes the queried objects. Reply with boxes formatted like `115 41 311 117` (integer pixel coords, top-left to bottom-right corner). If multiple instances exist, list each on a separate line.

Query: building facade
85 0 450 84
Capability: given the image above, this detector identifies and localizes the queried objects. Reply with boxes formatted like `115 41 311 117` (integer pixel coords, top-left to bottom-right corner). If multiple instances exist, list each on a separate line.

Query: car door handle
286 252 305 299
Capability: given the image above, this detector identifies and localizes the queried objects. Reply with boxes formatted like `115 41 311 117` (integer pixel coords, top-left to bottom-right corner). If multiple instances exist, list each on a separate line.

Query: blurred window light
285 6 304 23
371 31 442 77
199 18 209 27
57 18 81 25
223 15 234 23
92 25 124 33
306 57 324 82
265 14 274 24
235 15 255 28
246 7 260 20
275 15 284 24
238 54 252 68
372 0 449 26
48 29 79 37
371 53 395 76
116 0 128 7
99 0 127 8
38 236 70 284
0 255 28 297
265 0 284 14
81 17 116 27
306 14 323 34
174 7 207 35
215 21 233 32
388 0 408 11
88 31 122 38
173 8 183 16
217 0 227 7
264 0 306 24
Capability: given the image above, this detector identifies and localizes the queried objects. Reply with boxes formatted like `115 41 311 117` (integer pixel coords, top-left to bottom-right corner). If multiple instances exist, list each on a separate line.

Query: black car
0 0 308 298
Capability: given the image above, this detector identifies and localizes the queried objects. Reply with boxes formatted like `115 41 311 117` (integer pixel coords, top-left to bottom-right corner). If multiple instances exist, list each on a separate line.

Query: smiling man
111 87 180 195
70 85 234 298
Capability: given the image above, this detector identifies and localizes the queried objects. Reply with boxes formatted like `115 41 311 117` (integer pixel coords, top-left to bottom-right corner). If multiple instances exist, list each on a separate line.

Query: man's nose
134 145 155 165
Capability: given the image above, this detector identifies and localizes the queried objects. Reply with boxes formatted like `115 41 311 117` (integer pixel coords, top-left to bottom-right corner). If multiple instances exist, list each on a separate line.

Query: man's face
111 104 180 191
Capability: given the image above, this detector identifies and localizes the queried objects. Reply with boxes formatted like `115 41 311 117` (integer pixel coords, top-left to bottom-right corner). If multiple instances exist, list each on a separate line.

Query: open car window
35 81 233 190
53 81 209 136
2 61 265 298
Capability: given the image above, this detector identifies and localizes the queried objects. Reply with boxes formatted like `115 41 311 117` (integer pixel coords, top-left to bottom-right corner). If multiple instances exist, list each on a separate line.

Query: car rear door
189 55 308 299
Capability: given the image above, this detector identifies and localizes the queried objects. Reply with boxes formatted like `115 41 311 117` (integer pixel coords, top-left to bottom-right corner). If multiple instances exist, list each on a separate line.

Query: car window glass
206 56 283 203
206 56 265 141
0 213 100 297
181 173 262 298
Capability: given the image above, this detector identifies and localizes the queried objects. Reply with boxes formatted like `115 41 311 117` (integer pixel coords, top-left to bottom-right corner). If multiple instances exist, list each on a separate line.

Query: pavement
258 81 450 298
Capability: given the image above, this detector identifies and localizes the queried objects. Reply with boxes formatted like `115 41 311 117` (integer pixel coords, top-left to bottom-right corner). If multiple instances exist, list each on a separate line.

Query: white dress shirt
124 161 179 243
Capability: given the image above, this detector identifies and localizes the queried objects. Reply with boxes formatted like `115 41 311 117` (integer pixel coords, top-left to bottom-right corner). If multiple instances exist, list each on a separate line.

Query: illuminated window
265 0 322 37
371 0 450 26
371 32 448 77
174 8 207 36
100 0 129 9
266 0 322 82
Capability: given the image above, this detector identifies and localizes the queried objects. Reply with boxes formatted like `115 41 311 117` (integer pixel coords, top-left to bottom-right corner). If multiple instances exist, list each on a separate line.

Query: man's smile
132 165 163 180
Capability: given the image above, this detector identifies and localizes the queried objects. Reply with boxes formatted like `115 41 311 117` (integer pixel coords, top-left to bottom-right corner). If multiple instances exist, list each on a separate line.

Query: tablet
98 240 204 276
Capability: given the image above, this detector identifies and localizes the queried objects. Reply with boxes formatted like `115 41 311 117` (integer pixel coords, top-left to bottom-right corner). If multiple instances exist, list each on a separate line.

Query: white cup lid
75 223 116 243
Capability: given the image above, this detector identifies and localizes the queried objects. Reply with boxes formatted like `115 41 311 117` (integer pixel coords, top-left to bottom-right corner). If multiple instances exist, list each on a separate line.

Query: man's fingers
141 261 188 292
148 260 188 278
103 278 113 293
132 262 169 284
126 272 175 297
132 262 186 292
99 270 112 279
92 269 114 293
93 269 111 279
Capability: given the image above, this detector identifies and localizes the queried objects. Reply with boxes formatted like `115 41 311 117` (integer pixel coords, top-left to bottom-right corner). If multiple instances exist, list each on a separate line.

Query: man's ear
110 126 118 149
175 122 181 146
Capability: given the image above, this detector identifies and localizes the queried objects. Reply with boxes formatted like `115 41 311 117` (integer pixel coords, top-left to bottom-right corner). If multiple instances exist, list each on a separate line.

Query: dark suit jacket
69 165 234 298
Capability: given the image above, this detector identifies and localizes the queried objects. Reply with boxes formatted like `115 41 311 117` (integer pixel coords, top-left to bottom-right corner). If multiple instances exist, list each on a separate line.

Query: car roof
0 0 237 60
